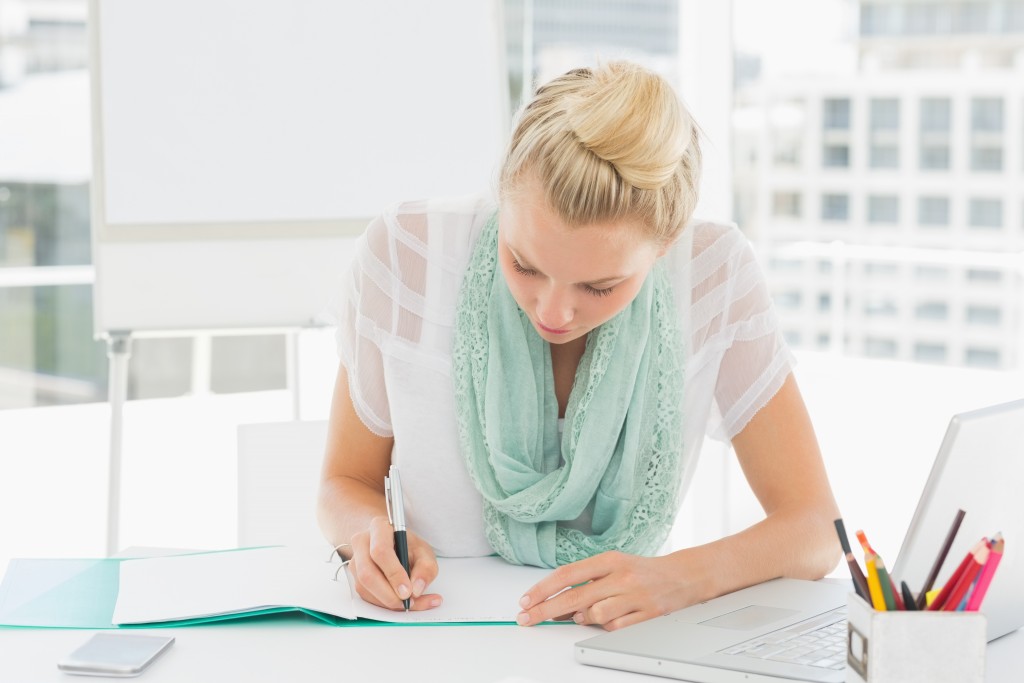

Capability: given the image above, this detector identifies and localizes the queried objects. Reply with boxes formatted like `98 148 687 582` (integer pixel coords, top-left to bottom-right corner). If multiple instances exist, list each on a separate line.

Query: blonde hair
499 61 702 245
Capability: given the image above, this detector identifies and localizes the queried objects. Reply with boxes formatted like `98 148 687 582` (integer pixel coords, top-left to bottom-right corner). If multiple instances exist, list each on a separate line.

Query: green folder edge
0 550 568 630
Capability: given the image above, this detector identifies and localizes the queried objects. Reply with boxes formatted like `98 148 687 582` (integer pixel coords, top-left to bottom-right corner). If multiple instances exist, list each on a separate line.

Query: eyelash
510 258 615 298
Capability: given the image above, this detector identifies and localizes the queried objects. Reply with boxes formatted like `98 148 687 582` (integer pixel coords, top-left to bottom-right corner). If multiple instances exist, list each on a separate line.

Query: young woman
318 61 840 631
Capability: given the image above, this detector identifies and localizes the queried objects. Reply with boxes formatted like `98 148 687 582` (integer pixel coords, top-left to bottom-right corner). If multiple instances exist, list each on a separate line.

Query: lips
536 321 571 334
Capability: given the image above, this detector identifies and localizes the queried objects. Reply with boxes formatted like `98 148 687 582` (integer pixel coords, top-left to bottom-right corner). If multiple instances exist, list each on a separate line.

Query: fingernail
430 597 442 608
573 612 584 624
398 584 411 599
516 612 531 626
519 595 530 608
413 579 426 597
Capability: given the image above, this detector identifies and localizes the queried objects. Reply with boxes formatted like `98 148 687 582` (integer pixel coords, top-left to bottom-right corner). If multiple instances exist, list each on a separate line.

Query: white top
328 195 794 558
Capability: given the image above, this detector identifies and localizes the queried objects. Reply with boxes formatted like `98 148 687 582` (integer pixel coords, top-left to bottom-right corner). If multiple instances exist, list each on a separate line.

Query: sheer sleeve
326 213 396 437
324 196 494 438
686 222 795 441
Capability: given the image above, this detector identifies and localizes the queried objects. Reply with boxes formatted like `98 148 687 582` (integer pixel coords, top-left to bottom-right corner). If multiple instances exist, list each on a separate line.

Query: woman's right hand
347 515 442 611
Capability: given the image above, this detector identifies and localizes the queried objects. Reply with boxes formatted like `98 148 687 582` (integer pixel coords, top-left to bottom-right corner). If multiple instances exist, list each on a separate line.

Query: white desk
2 617 1021 683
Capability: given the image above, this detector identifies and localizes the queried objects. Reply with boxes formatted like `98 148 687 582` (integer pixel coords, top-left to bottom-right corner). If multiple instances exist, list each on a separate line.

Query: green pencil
875 557 898 610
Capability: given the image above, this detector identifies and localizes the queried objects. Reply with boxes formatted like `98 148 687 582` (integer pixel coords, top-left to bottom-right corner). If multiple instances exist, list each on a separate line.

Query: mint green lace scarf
452 214 686 568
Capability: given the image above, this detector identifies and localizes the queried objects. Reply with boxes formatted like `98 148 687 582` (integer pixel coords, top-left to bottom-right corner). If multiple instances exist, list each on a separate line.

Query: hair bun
566 62 691 190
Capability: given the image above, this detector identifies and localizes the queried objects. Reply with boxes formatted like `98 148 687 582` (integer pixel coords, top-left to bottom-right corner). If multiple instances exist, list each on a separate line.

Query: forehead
499 187 657 278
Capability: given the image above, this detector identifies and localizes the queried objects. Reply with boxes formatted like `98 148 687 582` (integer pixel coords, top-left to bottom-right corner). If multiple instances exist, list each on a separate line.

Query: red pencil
942 544 990 611
929 538 988 610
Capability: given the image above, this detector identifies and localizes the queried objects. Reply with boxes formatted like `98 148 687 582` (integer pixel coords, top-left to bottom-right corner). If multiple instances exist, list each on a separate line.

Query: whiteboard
89 0 508 333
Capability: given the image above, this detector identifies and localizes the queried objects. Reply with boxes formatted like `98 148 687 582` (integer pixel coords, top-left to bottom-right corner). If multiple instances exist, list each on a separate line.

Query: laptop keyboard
718 607 848 671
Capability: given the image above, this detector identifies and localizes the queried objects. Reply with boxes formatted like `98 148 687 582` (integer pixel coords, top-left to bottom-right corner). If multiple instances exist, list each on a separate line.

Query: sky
733 0 858 76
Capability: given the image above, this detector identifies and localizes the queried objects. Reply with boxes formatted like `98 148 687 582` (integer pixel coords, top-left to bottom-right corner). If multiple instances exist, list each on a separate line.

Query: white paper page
113 547 355 624
352 556 553 623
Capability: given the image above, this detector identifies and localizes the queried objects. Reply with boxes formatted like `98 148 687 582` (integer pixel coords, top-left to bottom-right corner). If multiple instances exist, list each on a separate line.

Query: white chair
237 420 328 548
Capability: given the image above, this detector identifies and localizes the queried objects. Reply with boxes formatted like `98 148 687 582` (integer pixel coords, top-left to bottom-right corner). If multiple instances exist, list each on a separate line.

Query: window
919 144 951 170
818 293 832 311
870 144 899 168
905 3 948 34
773 135 802 166
864 337 898 358
823 98 851 129
966 305 1002 326
915 301 949 320
772 191 802 218
965 347 1001 368
783 330 802 346
821 193 849 221
971 98 1003 132
870 98 899 130
914 342 948 363
954 2 991 32
864 298 899 317
971 145 1003 171
969 198 1003 229
776 291 803 309
915 265 950 281
867 195 899 224
918 196 950 226
966 269 1003 284
864 262 899 276
823 144 850 168
920 98 951 132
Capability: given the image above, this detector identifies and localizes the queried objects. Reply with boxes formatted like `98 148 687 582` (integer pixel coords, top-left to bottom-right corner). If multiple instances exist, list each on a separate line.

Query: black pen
385 465 411 611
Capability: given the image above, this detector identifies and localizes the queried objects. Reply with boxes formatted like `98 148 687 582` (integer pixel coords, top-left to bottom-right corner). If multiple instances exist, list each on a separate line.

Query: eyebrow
507 245 626 287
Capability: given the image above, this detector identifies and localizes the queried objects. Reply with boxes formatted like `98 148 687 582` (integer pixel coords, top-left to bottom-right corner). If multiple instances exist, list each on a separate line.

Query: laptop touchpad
699 605 799 630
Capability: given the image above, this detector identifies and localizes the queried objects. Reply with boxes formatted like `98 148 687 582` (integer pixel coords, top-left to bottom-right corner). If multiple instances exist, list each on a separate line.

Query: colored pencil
916 509 966 609
927 537 987 611
966 534 1004 611
901 581 919 611
865 554 887 610
854 529 902 608
942 544 989 611
834 519 870 600
875 557 898 611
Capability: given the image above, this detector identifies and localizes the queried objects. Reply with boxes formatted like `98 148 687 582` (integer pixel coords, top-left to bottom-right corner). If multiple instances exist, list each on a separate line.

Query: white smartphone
57 633 175 677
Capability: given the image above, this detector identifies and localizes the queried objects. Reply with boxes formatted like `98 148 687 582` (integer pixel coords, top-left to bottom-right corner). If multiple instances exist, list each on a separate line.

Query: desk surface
2 616 1020 683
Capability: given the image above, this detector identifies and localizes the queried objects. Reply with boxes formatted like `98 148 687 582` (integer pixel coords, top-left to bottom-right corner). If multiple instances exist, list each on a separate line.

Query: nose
535 286 574 329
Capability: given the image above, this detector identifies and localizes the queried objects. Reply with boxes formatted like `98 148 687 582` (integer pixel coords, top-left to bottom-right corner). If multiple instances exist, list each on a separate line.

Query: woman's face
498 178 664 346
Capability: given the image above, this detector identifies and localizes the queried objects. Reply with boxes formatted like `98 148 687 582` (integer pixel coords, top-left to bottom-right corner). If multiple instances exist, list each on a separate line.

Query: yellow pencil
865 553 887 610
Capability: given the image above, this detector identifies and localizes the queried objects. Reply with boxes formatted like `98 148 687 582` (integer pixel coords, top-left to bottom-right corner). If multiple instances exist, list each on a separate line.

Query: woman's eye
511 259 537 276
583 284 614 298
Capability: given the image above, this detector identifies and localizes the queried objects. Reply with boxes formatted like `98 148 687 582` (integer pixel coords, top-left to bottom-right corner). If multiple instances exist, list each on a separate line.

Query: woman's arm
317 365 441 610
515 373 841 630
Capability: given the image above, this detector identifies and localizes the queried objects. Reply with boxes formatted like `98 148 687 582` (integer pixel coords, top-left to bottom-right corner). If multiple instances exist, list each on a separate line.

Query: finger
367 519 414 602
408 538 439 598
409 593 444 611
519 556 609 612
350 532 406 609
603 609 651 632
517 580 609 627
349 555 400 609
571 595 631 627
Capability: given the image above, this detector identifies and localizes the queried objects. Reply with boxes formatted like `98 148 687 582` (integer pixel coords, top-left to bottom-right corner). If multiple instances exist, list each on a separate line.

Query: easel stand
105 331 132 557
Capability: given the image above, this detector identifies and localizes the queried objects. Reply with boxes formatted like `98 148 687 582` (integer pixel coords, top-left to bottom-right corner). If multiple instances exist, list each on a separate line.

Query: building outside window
917 195 950 226
867 194 900 224
821 193 850 221
969 198 1003 229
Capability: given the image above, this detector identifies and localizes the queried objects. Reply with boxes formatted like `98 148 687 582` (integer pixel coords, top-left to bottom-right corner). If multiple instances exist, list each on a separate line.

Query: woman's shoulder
665 218 756 285
367 193 497 268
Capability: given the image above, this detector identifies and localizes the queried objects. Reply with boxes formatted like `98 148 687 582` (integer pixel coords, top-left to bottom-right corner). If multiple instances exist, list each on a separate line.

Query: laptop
575 398 1024 682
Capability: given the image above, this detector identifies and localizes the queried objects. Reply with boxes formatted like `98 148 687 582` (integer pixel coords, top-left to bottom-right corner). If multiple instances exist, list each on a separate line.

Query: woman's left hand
515 550 695 631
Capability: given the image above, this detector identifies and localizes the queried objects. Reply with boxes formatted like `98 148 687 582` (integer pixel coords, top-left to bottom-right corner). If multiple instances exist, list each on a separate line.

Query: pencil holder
845 593 986 683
